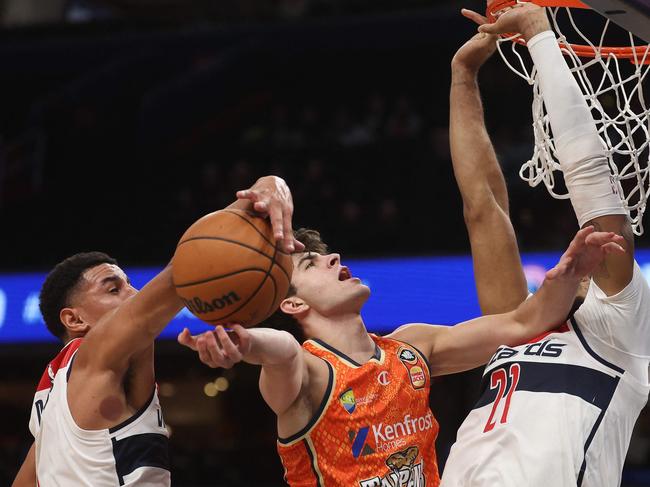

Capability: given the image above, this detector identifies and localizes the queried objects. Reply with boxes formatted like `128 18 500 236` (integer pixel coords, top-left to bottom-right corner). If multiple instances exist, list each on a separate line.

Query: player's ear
60 307 90 336
280 296 309 317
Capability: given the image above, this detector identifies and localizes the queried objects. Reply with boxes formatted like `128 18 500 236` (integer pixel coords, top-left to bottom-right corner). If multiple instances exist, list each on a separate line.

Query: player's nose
326 253 340 268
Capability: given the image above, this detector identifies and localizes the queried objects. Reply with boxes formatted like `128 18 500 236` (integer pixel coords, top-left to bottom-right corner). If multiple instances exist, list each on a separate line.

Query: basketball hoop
488 0 650 234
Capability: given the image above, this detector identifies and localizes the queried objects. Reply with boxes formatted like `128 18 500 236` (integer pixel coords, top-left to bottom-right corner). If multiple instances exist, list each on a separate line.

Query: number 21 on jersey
483 364 521 433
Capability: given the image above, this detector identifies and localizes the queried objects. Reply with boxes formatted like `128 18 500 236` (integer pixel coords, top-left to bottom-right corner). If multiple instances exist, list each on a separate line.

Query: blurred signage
2 250 650 343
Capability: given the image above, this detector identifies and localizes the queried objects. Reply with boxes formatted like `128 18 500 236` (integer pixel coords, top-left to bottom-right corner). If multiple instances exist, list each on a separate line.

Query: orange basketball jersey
278 334 439 487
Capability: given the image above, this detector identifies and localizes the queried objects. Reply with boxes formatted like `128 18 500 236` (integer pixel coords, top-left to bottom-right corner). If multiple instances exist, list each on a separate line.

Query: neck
304 312 375 358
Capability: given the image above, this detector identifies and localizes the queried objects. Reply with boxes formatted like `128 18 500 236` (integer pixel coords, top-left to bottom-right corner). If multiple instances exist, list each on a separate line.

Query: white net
495 5 650 234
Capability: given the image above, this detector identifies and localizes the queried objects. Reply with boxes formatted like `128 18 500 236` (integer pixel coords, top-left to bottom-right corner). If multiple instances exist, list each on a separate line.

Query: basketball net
490 1 650 234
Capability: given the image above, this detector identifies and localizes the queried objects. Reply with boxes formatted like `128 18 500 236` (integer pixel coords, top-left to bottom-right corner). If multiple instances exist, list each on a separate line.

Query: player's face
290 252 370 315
73 264 138 327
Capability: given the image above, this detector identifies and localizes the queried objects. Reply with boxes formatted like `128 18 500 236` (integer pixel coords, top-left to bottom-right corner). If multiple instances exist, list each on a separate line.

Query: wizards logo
340 388 356 414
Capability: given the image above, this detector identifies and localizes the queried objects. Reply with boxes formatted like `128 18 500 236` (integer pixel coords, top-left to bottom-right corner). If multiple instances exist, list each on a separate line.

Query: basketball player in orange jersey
11 175 302 487
440 4 650 486
179 225 624 483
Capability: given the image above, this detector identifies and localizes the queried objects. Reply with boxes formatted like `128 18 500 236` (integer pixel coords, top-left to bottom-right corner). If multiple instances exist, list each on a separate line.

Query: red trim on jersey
35 338 83 392
525 322 570 345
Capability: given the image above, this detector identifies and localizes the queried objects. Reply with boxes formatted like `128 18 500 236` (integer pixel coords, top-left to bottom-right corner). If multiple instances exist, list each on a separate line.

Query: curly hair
264 228 329 342
39 251 118 341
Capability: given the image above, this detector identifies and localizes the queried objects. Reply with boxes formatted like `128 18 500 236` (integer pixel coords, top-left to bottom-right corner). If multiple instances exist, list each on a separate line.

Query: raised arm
450 22 528 314
78 176 301 375
390 226 625 375
477 3 634 295
178 325 306 415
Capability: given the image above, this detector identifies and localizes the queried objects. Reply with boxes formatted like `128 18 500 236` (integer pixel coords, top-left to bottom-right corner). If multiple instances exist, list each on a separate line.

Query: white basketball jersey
441 261 650 487
29 338 171 486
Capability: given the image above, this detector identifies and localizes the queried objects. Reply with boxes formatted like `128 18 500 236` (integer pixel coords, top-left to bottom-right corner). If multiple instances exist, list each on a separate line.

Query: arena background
1 0 650 485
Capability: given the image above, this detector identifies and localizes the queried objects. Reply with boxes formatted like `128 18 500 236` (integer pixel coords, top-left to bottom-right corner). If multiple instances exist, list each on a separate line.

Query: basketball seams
222 209 291 257
174 268 269 288
203 241 279 325
177 236 274 260
173 209 293 327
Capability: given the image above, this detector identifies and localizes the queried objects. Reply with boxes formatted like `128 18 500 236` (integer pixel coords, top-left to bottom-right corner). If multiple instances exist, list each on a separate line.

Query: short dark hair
39 252 118 341
265 228 329 342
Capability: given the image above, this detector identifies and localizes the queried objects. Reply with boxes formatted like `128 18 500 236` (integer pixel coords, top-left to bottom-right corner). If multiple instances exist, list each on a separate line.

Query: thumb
177 328 198 350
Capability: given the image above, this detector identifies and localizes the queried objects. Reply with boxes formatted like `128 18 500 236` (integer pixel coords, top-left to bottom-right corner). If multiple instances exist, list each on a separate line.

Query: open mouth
338 267 352 281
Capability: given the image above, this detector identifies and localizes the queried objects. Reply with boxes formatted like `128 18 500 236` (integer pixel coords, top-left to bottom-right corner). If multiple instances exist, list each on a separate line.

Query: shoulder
387 323 447 344
387 323 447 363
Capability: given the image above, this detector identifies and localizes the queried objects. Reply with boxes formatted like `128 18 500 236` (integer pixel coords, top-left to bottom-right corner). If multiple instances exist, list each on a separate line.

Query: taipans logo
398 347 426 390
350 413 435 457
340 389 356 414
359 446 426 487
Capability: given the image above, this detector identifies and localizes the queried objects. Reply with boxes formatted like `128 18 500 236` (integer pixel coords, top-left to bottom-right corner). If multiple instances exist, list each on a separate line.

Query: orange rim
486 0 650 64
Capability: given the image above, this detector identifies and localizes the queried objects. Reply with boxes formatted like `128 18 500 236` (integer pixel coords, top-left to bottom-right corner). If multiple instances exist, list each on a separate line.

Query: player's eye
109 287 119 294
306 262 315 269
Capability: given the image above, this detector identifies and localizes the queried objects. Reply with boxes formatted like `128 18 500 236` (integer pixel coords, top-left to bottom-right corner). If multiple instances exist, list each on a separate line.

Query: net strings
495 6 650 235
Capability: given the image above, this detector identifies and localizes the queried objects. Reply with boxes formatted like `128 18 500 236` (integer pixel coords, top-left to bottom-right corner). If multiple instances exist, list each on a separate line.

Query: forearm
245 328 301 367
450 68 503 209
511 275 578 332
84 266 183 371
527 29 626 225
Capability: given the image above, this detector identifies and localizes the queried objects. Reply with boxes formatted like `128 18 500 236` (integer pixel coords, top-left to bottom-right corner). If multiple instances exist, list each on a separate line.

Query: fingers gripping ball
172 209 293 327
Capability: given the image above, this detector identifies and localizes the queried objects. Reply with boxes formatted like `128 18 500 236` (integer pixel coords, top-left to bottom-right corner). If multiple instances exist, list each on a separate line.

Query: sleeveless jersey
29 338 171 486
441 261 650 487
278 334 440 487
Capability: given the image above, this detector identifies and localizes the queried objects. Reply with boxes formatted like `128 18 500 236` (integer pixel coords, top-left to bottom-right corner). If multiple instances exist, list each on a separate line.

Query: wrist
521 15 552 41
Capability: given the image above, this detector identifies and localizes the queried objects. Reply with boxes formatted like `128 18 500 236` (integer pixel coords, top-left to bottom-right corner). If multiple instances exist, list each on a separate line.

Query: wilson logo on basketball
182 291 241 315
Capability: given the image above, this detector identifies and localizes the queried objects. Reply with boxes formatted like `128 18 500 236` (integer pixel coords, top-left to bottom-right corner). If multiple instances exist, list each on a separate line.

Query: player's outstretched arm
178 325 306 415
450 17 527 314
477 3 634 295
77 176 301 376
11 442 36 487
391 227 625 375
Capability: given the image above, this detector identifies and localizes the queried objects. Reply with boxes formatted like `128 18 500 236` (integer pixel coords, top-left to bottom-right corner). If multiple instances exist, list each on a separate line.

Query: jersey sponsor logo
398 348 417 364
488 340 566 367
398 347 426 390
350 427 375 458
377 371 391 386
373 413 434 453
340 389 357 414
359 446 426 487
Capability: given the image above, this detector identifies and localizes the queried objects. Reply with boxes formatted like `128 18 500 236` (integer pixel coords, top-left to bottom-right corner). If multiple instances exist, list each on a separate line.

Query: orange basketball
172 209 293 327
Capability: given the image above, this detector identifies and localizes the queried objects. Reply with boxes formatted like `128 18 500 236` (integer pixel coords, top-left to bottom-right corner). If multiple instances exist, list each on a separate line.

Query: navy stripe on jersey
474 361 619 411
304 439 323 487
570 317 625 374
108 389 155 434
578 376 620 486
311 338 381 366
112 433 170 486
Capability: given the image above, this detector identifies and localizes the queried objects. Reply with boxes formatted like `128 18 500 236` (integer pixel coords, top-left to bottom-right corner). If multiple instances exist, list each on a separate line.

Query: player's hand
236 176 304 254
546 226 626 281
477 2 550 42
177 325 252 369
451 25 497 75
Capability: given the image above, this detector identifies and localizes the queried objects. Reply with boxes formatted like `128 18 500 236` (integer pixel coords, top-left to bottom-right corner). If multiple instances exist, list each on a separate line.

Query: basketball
171 209 293 327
